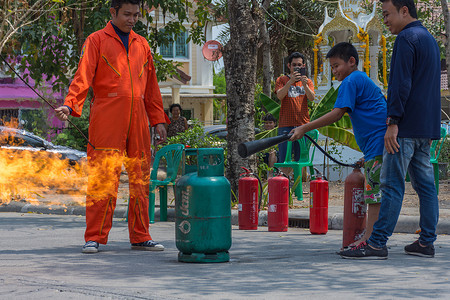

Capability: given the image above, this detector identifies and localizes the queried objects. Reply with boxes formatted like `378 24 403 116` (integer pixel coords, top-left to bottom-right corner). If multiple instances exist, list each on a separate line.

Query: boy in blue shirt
341 0 440 260
289 42 387 248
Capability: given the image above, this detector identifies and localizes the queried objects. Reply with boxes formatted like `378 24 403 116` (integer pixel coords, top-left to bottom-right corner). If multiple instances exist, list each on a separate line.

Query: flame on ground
1 121 155 207
0 148 153 207
0 148 88 205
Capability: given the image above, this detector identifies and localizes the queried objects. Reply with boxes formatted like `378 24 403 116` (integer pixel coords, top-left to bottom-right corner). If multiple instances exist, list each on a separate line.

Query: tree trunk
271 39 287 79
71 2 86 54
223 0 260 197
442 0 450 91
259 0 273 96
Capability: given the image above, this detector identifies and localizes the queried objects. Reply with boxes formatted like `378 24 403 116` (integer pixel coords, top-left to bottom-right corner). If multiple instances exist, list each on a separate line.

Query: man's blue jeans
278 126 300 163
368 138 439 248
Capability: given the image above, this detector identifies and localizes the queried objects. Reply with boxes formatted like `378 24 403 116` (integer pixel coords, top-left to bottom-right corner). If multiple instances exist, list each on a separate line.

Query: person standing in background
275 52 315 181
167 103 188 138
275 52 315 163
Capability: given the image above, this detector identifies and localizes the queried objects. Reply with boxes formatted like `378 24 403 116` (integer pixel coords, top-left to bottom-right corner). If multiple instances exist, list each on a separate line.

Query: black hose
256 174 263 210
302 133 358 169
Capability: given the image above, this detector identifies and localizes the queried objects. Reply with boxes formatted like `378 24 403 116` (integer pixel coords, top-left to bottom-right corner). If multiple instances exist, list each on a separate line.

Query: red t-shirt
275 75 314 127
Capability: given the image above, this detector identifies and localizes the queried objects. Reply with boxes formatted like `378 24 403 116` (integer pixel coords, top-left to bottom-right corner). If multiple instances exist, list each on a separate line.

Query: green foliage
304 87 358 151
14 0 110 92
151 52 182 82
7 0 214 91
253 84 265 129
323 139 345 172
255 127 278 140
18 22 72 92
230 188 238 206
52 100 90 151
289 176 301 206
20 108 52 138
261 181 269 208
213 68 226 94
310 87 336 120
18 105 90 152
213 69 227 124
255 145 277 180
311 88 360 151
213 99 227 124
256 155 271 179
163 120 229 179
309 87 350 128
259 92 280 120
440 136 450 164
317 126 359 151
163 120 225 149
265 0 335 59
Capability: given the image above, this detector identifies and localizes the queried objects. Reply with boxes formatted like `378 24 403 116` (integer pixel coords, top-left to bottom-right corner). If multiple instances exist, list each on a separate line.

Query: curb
1 202 449 234
0 201 128 219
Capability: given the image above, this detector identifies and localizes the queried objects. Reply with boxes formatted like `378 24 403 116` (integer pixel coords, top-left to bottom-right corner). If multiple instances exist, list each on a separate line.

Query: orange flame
0 147 88 205
1 121 150 208
1 119 88 206
84 152 149 207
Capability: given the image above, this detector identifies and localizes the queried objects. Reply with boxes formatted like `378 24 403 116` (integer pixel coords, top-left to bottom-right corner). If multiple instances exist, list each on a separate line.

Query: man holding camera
275 52 315 164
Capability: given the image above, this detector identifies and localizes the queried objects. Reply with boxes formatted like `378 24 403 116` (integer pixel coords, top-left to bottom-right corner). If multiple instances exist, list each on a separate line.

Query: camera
294 67 306 76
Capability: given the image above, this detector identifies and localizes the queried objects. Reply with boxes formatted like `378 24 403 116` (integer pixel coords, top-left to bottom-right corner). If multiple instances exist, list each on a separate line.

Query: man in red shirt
275 52 315 165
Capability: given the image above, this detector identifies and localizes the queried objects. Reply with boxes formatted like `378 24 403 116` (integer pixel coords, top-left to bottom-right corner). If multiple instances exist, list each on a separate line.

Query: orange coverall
64 21 166 244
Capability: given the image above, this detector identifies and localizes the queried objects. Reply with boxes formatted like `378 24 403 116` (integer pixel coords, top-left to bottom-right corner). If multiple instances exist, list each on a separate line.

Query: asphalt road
1 212 450 299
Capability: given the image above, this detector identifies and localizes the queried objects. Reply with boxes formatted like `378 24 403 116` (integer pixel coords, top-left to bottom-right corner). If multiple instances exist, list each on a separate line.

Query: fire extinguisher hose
301 134 359 169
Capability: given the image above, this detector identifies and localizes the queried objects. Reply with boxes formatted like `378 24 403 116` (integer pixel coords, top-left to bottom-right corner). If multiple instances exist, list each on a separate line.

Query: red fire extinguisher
342 167 367 248
267 170 289 232
238 167 262 230
310 173 328 234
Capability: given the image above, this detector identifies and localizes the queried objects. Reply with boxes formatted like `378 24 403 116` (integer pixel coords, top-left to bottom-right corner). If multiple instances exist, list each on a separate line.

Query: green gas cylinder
182 148 198 175
175 148 231 263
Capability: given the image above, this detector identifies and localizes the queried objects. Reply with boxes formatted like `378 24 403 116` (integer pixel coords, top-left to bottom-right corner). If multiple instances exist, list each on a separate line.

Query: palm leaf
318 126 360 151
310 87 358 150
310 87 352 129
333 115 353 129
259 93 280 120
255 127 278 140
310 87 338 120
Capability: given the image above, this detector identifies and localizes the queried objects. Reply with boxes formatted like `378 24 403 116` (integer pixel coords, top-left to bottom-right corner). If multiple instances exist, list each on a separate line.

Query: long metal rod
0 53 95 149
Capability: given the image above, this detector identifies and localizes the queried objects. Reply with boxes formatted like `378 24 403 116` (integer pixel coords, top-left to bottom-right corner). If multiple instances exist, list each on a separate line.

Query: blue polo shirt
334 71 387 160
387 21 441 139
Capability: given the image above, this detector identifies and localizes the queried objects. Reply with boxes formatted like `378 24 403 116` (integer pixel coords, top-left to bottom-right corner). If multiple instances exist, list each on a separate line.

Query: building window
160 31 189 59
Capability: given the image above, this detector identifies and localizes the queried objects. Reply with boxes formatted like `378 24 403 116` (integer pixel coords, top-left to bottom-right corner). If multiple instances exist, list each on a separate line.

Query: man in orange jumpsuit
55 0 167 253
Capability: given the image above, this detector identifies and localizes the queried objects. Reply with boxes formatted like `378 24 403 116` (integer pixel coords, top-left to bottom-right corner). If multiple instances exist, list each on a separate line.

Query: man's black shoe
82 241 99 254
131 240 164 251
404 240 435 258
339 241 388 260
